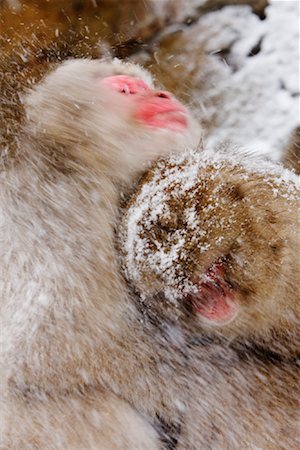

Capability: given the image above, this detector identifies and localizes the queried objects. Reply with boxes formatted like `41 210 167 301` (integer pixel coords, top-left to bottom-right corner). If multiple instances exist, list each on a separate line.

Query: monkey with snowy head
0 58 199 449
121 146 300 449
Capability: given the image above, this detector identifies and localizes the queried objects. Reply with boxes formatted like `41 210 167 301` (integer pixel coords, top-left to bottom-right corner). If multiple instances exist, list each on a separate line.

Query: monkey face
23 59 198 182
98 74 188 132
121 147 300 340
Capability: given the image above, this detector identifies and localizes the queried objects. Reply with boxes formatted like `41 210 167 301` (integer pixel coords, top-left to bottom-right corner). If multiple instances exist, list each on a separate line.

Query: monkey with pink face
0 58 199 449
121 145 300 449
2 56 299 450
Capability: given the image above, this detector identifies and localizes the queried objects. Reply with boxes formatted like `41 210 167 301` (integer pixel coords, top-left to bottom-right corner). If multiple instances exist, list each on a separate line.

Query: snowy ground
201 0 299 160
144 0 299 161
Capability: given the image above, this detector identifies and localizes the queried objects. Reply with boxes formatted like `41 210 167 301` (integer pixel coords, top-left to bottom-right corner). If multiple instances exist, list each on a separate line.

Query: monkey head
23 59 198 184
120 147 300 350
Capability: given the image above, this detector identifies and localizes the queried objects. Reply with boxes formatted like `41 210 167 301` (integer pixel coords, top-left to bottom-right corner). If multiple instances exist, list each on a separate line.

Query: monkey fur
2 55 299 449
0 58 199 449
282 127 300 176
121 146 300 449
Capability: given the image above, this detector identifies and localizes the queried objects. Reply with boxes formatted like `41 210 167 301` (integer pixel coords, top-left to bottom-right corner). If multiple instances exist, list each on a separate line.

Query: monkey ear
185 260 239 326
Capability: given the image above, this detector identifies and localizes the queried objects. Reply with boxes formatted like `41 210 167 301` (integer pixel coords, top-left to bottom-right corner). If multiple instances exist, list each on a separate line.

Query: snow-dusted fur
0 59 198 449
121 146 300 449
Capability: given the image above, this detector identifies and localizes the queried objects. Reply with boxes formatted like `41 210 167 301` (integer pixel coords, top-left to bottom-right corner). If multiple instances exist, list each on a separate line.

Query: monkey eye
100 75 150 96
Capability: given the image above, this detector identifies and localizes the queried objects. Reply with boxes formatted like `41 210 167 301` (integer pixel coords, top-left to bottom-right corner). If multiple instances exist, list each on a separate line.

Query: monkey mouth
136 105 188 131
149 110 188 131
185 259 239 325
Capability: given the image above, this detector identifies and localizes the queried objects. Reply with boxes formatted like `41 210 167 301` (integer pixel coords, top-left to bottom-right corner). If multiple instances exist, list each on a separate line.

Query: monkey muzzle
185 259 239 325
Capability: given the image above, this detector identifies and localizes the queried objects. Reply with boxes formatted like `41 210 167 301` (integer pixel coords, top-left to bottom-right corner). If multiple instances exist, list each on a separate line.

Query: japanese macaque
0 58 199 449
121 146 300 449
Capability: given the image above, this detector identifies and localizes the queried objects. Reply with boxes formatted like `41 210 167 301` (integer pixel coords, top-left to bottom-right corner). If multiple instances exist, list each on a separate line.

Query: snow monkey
0 58 199 449
121 146 300 449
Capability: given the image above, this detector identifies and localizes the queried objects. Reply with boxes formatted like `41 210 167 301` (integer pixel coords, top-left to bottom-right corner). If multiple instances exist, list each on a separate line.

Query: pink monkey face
185 259 240 326
98 75 188 132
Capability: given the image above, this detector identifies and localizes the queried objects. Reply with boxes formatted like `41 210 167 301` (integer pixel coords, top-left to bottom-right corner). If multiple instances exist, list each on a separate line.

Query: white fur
0 59 198 449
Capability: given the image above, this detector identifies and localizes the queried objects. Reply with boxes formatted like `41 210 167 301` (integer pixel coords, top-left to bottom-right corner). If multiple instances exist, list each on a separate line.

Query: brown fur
121 146 300 449
0 58 199 449
282 127 300 175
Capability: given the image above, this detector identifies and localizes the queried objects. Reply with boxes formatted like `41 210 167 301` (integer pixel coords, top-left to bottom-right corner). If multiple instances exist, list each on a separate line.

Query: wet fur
0 59 198 449
121 147 300 449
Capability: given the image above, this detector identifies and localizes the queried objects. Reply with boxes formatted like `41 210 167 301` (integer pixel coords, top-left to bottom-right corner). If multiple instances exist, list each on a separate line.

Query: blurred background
1 0 299 161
